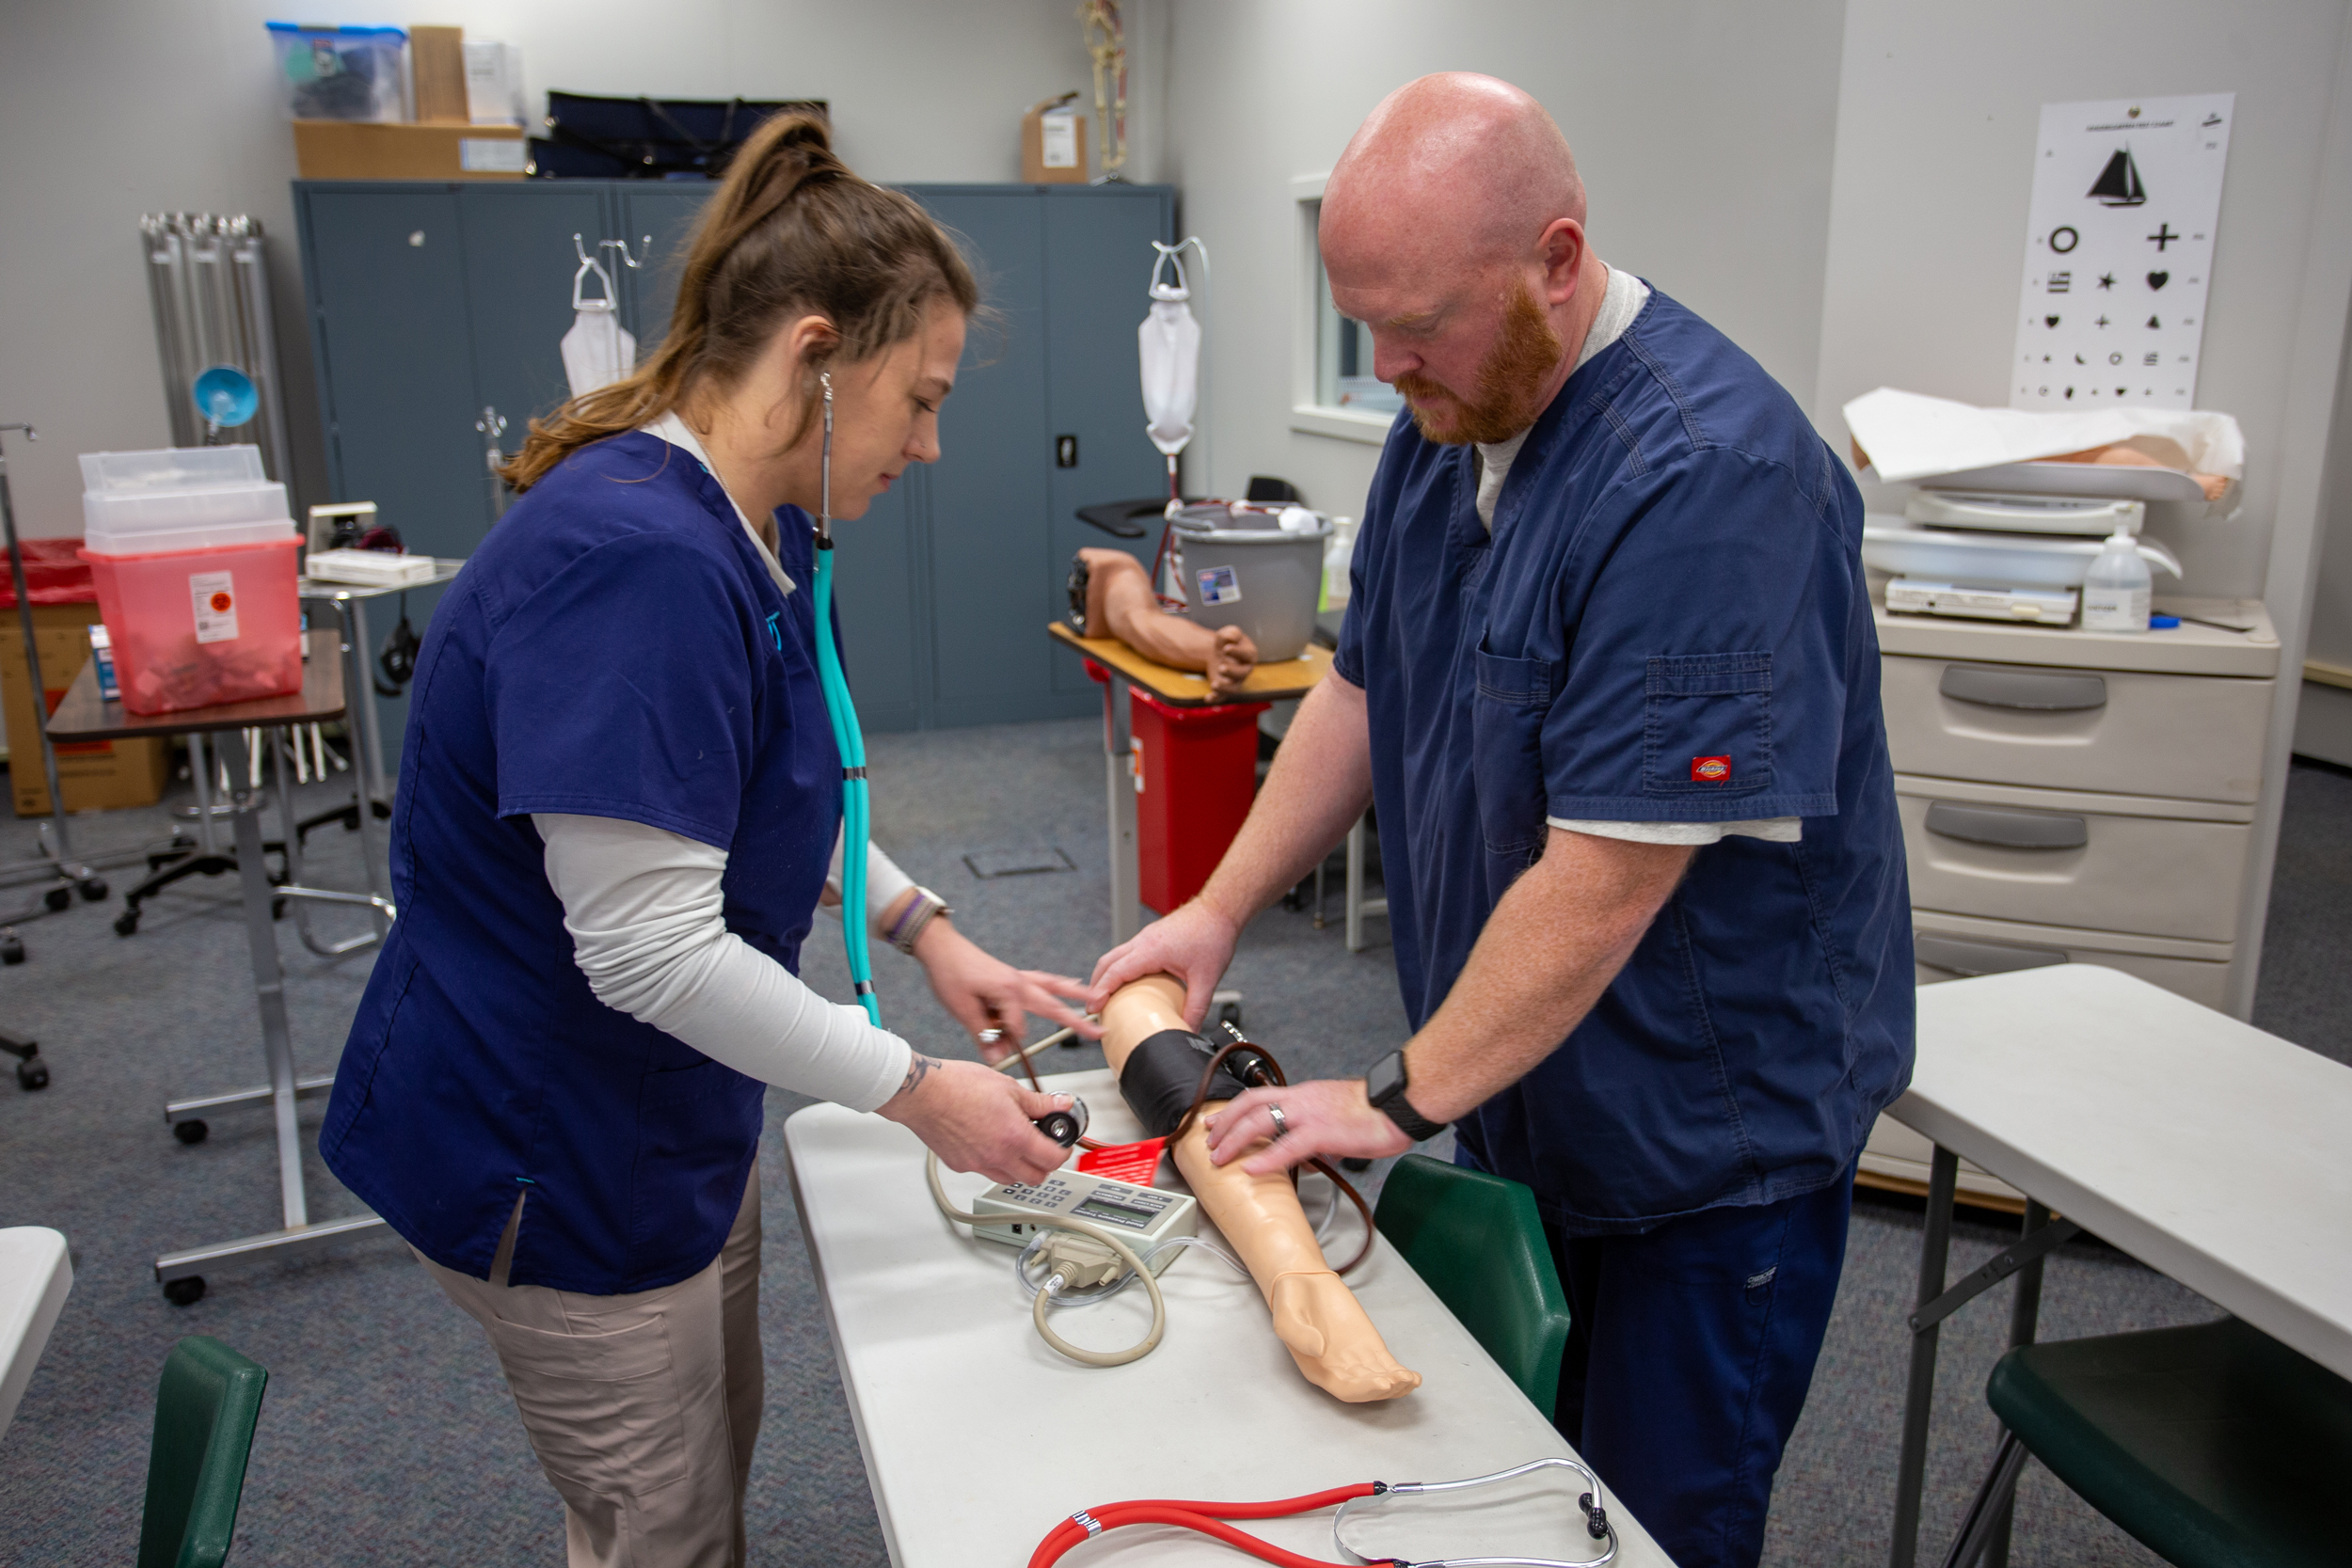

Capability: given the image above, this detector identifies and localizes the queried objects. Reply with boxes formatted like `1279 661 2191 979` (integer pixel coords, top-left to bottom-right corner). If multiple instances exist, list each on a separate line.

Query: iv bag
562 304 636 398
1138 295 1200 457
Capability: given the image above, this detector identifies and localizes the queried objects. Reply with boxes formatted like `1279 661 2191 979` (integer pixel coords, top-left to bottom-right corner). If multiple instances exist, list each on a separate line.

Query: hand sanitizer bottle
2080 528 2152 633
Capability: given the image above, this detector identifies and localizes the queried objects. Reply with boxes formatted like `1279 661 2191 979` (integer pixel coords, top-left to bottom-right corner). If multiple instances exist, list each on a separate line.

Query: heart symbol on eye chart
2045 314 2060 328
2147 271 2169 290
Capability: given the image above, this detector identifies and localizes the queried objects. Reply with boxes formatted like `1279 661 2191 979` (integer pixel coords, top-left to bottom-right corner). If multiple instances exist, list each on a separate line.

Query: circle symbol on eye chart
2049 226 2080 253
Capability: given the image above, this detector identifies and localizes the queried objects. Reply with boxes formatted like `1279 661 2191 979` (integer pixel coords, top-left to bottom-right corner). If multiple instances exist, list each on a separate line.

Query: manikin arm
1078 547 1257 694
1099 974 1420 1403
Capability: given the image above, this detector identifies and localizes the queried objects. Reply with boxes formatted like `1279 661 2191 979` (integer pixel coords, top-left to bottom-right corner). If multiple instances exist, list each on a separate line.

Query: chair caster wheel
16 1060 47 1091
114 911 140 937
1340 1156 1374 1173
1 936 24 965
77 877 107 902
163 1276 206 1307
42 887 70 912
173 1118 209 1146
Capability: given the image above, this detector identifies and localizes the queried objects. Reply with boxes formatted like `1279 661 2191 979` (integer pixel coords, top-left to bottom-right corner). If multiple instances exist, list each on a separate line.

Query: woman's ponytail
503 113 978 491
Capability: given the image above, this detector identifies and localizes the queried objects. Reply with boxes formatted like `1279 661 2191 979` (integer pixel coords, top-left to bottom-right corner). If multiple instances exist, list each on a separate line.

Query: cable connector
1036 1231 1125 1291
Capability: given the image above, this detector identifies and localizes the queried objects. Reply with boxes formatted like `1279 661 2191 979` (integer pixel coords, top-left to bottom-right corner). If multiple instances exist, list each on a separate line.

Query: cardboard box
1022 97 1089 184
0 603 170 817
293 119 529 180
410 25 469 122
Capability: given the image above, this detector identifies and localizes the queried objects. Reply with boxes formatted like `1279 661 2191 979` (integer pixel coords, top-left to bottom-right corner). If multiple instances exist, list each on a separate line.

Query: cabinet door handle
1923 800 2089 849
1915 932 2070 976
1938 664 2107 710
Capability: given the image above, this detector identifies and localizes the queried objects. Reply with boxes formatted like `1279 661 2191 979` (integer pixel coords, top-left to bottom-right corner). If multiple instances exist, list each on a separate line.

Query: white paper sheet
2010 93 2234 412
1843 387 2244 484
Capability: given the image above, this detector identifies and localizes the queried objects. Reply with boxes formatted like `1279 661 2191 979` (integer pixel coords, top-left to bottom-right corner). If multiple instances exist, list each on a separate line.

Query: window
1291 176 1396 444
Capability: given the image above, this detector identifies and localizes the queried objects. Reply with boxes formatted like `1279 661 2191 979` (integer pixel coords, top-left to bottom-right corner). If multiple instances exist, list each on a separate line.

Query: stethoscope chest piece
1331 1457 1618 1568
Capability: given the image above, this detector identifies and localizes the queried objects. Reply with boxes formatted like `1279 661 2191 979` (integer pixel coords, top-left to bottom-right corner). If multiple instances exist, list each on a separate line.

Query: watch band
1366 1049 1445 1142
887 887 951 954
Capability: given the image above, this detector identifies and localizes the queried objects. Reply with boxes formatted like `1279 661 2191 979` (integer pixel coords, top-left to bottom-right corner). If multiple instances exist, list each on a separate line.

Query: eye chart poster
2010 93 2233 411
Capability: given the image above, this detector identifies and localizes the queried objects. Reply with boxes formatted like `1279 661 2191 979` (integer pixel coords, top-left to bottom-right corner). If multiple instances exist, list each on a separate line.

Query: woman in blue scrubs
322 115 1090 1566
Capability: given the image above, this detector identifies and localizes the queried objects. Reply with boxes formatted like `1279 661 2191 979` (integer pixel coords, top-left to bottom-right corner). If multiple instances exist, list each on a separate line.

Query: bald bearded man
1091 74 1912 1568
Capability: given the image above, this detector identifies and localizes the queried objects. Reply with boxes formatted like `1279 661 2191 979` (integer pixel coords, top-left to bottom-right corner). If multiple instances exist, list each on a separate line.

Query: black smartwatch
1365 1050 1445 1141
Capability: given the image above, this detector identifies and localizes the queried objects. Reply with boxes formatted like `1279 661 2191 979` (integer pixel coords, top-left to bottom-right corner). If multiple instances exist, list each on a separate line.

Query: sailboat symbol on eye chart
2010 92 2233 411
2089 148 2148 206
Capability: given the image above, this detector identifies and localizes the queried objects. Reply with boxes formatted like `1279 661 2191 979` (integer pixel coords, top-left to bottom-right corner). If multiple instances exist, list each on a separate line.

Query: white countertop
1 1227 72 1438
783 1069 1673 1568
1891 965 2352 1377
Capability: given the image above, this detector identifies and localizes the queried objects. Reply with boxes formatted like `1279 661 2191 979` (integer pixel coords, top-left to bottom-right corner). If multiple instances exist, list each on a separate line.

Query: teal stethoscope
808 371 882 1025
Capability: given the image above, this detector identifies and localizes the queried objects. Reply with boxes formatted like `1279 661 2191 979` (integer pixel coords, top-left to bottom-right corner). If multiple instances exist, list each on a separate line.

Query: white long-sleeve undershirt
535 812 914 1112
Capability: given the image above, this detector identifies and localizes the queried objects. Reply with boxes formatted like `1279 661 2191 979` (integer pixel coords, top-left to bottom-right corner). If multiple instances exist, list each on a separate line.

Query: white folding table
784 1069 1677 1567
1 1227 72 1437
1883 964 2352 1568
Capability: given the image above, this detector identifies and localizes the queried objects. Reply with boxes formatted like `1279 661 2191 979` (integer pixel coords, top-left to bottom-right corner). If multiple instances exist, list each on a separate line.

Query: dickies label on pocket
1643 652 1772 796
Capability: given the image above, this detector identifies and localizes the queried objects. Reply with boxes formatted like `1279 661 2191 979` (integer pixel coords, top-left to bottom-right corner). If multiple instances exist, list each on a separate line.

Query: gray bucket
1168 501 1331 662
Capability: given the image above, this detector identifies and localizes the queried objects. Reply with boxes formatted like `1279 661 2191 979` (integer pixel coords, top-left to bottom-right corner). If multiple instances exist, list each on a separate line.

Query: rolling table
1884 964 2352 1568
0 1227 72 1438
47 631 395 1303
784 1069 1676 1567
1047 622 1333 946
296 557 464 943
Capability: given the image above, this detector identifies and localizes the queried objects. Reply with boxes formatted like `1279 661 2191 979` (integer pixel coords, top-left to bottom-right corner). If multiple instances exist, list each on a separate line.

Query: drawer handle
1939 664 2107 711
1924 800 2089 849
1915 933 2069 976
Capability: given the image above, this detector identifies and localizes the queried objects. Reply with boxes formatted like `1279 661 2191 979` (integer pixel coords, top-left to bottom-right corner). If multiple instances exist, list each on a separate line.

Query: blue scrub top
323 432 842 1294
1335 287 1914 1235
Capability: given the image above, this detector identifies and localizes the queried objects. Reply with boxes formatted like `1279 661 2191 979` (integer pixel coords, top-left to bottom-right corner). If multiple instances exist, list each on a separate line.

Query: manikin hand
1086 900 1241 1026
877 1053 1073 1186
913 917 1099 1061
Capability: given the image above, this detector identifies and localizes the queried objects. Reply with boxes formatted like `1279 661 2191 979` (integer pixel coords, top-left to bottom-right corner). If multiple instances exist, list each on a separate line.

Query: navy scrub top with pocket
1334 287 1914 1236
323 432 842 1296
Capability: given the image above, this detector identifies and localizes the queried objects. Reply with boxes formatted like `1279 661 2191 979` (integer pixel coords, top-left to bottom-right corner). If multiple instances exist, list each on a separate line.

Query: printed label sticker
1196 564 1242 607
1691 755 1732 784
190 571 239 644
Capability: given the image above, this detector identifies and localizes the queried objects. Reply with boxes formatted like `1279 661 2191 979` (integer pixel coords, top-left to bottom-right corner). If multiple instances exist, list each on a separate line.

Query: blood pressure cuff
1119 1029 1248 1138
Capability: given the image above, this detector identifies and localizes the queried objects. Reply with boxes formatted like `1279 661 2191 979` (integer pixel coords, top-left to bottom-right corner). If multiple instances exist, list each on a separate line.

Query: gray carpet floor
0 729 2342 1566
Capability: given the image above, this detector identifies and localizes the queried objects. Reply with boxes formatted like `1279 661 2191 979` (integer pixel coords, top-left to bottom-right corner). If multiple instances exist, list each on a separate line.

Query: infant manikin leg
1101 976 1420 1403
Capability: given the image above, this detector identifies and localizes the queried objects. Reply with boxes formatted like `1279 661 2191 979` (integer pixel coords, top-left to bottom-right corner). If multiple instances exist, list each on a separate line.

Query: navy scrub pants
1538 1173 1853 1568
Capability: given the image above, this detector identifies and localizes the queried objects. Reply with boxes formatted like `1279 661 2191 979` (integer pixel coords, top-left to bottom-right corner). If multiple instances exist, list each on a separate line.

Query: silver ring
977 1027 1004 1045
1266 1104 1290 1140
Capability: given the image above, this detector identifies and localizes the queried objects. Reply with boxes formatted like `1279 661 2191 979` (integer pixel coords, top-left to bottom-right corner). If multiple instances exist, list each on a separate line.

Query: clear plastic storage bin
80 446 264 492
81 537 304 716
265 23 408 122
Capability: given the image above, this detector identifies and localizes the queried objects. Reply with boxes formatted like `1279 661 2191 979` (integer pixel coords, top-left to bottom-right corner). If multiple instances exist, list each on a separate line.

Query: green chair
1940 1317 2352 1568
1373 1152 1572 1418
138 1336 269 1568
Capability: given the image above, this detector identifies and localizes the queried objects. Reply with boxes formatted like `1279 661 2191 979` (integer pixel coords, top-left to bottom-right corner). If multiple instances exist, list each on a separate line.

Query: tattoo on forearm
898 1053 939 1097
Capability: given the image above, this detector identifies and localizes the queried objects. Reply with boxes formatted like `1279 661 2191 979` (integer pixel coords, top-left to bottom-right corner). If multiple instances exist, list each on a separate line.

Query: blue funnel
192 364 259 432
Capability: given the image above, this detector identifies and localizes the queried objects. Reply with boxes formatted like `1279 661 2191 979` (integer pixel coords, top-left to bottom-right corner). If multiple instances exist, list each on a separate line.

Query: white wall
1813 0 2352 1014
0 0 1152 539
2292 312 2352 766
1157 0 1849 524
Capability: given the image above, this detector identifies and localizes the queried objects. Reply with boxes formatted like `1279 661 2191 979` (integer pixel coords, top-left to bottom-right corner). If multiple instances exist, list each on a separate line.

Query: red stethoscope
1029 1456 1619 1568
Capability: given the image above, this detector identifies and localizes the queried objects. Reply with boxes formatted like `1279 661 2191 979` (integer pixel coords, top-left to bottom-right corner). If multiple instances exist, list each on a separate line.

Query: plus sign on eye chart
2012 93 2234 410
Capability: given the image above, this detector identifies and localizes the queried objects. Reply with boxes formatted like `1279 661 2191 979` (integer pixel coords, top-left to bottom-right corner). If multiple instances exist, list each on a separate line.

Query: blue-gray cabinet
294 180 1174 739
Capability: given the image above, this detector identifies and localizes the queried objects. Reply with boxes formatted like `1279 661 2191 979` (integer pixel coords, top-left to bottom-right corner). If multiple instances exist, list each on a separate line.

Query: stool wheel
1 934 24 965
173 1118 210 1146
162 1276 206 1307
16 1059 47 1091
270 897 287 921
77 876 107 902
41 886 70 913
114 910 140 937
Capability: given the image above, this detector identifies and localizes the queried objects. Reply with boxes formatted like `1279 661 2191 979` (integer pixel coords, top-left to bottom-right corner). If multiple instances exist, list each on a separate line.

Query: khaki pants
416 1167 764 1568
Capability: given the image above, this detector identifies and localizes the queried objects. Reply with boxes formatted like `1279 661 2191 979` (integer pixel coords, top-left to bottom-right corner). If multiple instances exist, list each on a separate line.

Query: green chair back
138 1336 268 1568
1989 1317 2352 1568
1373 1152 1572 1418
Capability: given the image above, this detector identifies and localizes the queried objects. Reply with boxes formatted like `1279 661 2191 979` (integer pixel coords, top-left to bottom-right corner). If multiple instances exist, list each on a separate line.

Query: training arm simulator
1101 974 1419 1403
1073 547 1257 693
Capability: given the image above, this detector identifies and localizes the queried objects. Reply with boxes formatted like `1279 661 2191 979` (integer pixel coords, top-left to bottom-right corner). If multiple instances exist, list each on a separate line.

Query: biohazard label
1692 755 1732 784
1197 564 1241 606
190 571 239 643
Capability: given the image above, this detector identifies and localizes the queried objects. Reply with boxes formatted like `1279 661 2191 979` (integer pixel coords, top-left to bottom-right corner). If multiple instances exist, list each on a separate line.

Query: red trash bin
1127 686 1268 915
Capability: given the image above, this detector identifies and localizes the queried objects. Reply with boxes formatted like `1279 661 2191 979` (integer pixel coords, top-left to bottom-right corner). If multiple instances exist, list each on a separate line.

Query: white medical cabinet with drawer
1862 597 2281 1206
